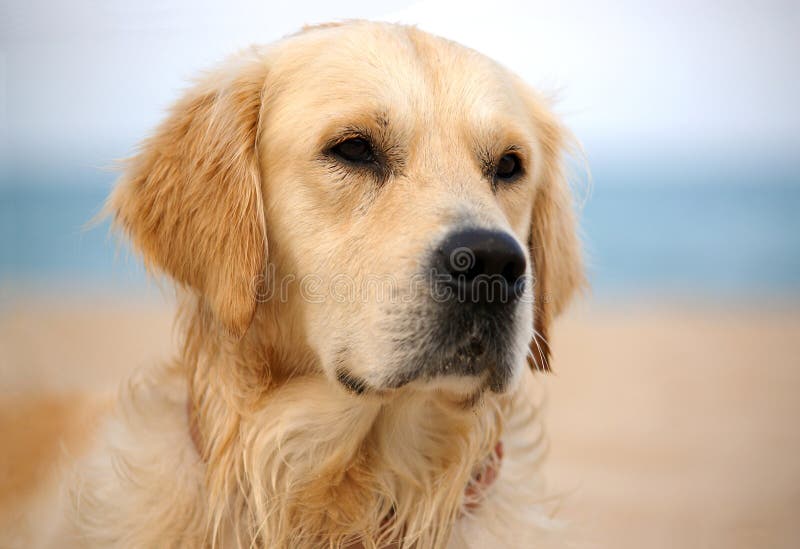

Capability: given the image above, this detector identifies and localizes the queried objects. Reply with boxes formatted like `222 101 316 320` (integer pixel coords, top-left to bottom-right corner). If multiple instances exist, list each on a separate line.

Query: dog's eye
495 153 522 180
332 138 375 164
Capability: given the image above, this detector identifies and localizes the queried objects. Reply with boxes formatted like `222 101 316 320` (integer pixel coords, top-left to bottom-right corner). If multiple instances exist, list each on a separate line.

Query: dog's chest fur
47 364 555 548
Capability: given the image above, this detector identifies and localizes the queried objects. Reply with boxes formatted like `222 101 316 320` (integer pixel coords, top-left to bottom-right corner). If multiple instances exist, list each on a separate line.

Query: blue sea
2 165 800 301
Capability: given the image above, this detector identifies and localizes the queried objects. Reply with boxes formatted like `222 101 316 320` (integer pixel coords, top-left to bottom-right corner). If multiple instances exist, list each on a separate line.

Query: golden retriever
1 21 582 548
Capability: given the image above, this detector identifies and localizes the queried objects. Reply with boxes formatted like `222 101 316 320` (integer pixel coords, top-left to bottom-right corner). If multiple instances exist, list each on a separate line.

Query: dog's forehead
271 22 525 131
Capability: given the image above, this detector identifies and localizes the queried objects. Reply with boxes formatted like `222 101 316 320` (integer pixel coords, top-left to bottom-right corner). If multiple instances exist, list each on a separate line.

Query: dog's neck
187 374 506 546
186 395 504 504
180 306 509 546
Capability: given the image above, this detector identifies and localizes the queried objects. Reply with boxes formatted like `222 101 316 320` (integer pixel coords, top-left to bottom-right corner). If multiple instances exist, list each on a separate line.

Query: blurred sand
1 298 798 548
545 302 800 549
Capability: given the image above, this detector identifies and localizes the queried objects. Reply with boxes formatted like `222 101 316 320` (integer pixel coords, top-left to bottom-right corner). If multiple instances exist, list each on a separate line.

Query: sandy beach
1 297 798 548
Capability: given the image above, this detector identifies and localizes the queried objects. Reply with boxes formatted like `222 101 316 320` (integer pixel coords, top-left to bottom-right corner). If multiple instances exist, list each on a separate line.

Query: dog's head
111 22 583 400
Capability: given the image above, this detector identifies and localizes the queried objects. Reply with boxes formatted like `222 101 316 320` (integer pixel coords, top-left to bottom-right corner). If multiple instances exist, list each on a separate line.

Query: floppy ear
109 51 269 337
522 91 585 371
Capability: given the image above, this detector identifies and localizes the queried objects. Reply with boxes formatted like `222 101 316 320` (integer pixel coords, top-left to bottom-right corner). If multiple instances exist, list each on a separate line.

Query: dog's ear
520 88 585 371
109 51 269 337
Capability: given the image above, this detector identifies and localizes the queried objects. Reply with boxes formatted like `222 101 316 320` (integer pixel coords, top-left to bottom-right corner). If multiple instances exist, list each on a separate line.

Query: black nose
434 228 527 304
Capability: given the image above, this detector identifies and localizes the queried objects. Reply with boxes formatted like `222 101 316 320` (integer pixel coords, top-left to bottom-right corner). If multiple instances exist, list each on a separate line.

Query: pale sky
1 0 798 186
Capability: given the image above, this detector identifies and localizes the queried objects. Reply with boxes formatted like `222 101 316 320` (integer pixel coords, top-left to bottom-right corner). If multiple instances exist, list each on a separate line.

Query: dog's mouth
334 323 516 400
396 297 522 393
385 331 498 388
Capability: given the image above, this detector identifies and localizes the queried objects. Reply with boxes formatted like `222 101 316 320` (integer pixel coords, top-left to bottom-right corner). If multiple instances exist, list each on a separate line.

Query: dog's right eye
332 138 375 164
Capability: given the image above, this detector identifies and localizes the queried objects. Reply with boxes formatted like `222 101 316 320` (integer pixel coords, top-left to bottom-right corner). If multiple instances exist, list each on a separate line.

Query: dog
1 21 583 548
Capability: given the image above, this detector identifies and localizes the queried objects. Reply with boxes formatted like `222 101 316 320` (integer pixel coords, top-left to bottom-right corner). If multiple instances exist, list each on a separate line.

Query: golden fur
0 21 582 548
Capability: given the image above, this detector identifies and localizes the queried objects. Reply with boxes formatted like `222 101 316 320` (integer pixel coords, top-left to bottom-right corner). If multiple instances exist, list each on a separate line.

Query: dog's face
111 22 582 400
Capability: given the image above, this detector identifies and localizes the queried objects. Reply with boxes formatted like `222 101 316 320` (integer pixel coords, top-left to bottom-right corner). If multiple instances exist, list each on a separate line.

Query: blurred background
1 1 798 547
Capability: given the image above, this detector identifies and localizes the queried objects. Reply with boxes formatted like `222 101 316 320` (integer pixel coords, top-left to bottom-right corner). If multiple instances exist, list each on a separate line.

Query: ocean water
2 170 800 300
582 179 800 298
0 183 149 294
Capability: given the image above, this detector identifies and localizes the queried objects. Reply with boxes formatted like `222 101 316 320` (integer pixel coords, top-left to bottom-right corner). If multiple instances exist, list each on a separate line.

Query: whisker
529 332 548 372
531 329 551 371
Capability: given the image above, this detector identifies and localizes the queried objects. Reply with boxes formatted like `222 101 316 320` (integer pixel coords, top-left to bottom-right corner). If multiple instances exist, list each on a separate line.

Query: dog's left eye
332 138 375 164
496 153 522 180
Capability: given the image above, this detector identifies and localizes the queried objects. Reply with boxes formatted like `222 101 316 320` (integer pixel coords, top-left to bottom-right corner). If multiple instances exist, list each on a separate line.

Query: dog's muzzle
376 228 528 393
420 228 527 388
337 228 529 396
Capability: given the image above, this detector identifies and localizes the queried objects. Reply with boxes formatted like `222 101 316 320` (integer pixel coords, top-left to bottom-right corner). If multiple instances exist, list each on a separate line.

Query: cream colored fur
1 21 582 548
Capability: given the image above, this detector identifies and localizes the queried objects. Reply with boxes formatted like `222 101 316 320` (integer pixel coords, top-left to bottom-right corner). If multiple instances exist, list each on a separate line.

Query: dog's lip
382 349 493 391
378 330 497 389
385 369 489 397
336 367 370 395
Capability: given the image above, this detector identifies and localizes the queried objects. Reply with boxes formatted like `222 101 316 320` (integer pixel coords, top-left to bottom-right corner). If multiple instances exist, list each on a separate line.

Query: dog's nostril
461 258 484 280
436 228 526 304
501 257 525 284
